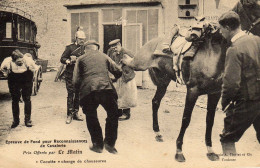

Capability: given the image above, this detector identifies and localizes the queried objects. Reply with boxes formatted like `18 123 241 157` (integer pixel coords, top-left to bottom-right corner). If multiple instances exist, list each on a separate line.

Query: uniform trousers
220 99 260 143
81 90 119 148
65 72 79 116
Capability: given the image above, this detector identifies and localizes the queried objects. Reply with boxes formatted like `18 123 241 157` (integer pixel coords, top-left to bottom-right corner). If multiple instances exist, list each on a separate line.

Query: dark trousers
81 90 119 148
8 71 33 122
220 100 260 143
65 74 79 116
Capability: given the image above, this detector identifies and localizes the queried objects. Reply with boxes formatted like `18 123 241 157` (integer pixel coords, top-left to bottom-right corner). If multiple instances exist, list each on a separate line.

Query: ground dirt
0 71 259 168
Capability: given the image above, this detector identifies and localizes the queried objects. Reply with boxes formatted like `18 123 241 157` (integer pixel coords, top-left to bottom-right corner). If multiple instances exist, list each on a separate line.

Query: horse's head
233 0 260 36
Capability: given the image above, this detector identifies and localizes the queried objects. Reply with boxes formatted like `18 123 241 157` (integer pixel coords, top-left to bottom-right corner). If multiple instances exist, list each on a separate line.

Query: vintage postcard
0 0 259 168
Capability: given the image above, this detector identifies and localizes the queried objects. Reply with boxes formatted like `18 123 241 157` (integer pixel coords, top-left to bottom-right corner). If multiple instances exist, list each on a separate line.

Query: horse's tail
148 68 170 86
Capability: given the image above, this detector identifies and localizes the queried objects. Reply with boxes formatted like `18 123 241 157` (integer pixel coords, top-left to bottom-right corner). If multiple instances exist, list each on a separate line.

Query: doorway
103 25 122 54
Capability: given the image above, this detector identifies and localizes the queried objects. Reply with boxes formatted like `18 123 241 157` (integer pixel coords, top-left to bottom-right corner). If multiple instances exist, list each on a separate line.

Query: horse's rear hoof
207 153 219 161
155 135 163 142
175 153 186 162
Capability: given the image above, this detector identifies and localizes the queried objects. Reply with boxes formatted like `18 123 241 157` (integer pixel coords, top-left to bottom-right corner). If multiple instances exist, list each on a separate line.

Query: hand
70 56 77 63
65 59 71 65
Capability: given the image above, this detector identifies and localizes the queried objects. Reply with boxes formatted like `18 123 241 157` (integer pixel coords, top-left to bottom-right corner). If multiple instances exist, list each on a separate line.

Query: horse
122 1 260 163
123 23 225 162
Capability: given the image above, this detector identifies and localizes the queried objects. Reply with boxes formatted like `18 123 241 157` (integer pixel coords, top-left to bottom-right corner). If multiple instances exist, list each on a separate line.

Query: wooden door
123 23 142 86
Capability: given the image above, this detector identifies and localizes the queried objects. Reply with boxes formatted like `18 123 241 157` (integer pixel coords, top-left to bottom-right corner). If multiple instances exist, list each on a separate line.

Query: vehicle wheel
32 66 43 96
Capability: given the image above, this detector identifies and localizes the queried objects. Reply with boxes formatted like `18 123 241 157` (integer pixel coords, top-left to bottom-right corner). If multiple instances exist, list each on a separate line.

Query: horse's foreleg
205 92 221 161
175 87 199 162
152 82 170 142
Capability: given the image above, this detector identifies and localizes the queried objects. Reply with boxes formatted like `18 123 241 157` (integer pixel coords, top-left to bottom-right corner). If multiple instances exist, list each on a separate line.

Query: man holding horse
107 39 137 121
219 11 260 155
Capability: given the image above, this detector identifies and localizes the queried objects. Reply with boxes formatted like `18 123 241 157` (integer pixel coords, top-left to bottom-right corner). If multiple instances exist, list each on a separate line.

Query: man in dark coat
73 40 122 154
219 11 260 155
60 31 85 124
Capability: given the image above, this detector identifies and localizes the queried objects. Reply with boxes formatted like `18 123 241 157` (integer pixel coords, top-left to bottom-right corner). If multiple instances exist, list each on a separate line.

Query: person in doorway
60 29 86 124
218 11 260 155
73 40 122 154
0 49 37 128
107 39 137 121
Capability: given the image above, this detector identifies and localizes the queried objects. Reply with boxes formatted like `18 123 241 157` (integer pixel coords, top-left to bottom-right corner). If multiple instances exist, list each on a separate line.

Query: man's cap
109 39 120 46
75 30 86 39
84 40 100 49
218 11 240 24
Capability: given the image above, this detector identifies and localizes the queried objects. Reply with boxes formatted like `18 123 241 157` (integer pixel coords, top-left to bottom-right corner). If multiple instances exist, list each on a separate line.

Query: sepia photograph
0 0 259 168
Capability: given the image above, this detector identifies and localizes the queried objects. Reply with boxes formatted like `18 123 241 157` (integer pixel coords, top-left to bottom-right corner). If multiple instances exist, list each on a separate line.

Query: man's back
223 34 260 101
73 49 121 100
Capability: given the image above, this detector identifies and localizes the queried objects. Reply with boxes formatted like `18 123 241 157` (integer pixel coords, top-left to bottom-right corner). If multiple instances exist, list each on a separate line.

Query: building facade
1 0 238 88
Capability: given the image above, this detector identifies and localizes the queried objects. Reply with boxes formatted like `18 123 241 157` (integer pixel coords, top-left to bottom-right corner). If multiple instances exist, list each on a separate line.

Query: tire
32 66 43 96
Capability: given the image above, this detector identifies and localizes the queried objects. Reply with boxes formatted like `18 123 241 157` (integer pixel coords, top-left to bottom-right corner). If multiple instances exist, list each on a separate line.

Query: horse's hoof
155 135 163 142
175 153 186 162
207 152 219 161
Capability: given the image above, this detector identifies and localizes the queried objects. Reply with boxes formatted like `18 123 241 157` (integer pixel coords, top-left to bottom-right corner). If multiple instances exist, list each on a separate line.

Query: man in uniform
107 39 137 121
218 11 260 155
73 40 122 154
60 30 85 124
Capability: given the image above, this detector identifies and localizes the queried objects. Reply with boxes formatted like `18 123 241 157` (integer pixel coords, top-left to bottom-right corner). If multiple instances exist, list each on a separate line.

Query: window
18 19 25 41
5 22 12 39
102 9 122 22
25 21 30 41
126 9 158 44
71 12 99 42
30 25 35 42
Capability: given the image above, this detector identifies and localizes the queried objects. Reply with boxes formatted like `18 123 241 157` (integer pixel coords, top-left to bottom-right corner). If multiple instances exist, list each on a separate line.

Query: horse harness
169 19 217 85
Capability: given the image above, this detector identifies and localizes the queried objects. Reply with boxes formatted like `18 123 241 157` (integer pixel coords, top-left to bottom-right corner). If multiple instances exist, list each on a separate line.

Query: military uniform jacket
60 43 85 76
73 49 122 101
222 34 260 107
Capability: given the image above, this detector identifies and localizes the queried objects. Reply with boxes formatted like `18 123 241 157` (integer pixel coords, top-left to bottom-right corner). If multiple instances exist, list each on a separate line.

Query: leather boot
11 100 20 128
221 142 236 156
119 108 131 121
66 95 74 124
73 112 83 121
24 100 32 127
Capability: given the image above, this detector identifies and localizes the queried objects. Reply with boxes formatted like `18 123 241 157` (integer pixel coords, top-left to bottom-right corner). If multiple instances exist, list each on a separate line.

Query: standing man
218 11 260 155
73 40 122 154
1 49 37 128
107 39 137 121
60 30 85 124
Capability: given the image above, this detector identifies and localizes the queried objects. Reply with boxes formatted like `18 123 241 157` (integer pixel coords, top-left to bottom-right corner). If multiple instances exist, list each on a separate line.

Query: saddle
156 17 215 85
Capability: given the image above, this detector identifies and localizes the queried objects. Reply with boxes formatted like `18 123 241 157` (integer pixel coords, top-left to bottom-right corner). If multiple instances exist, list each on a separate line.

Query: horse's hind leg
152 80 171 142
205 92 221 161
175 87 199 162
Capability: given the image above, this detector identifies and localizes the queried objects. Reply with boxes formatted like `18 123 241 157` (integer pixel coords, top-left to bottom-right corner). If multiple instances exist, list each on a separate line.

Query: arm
105 54 122 79
221 47 242 109
60 46 72 64
72 58 81 91
24 56 38 72
0 57 12 76
1 57 12 70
